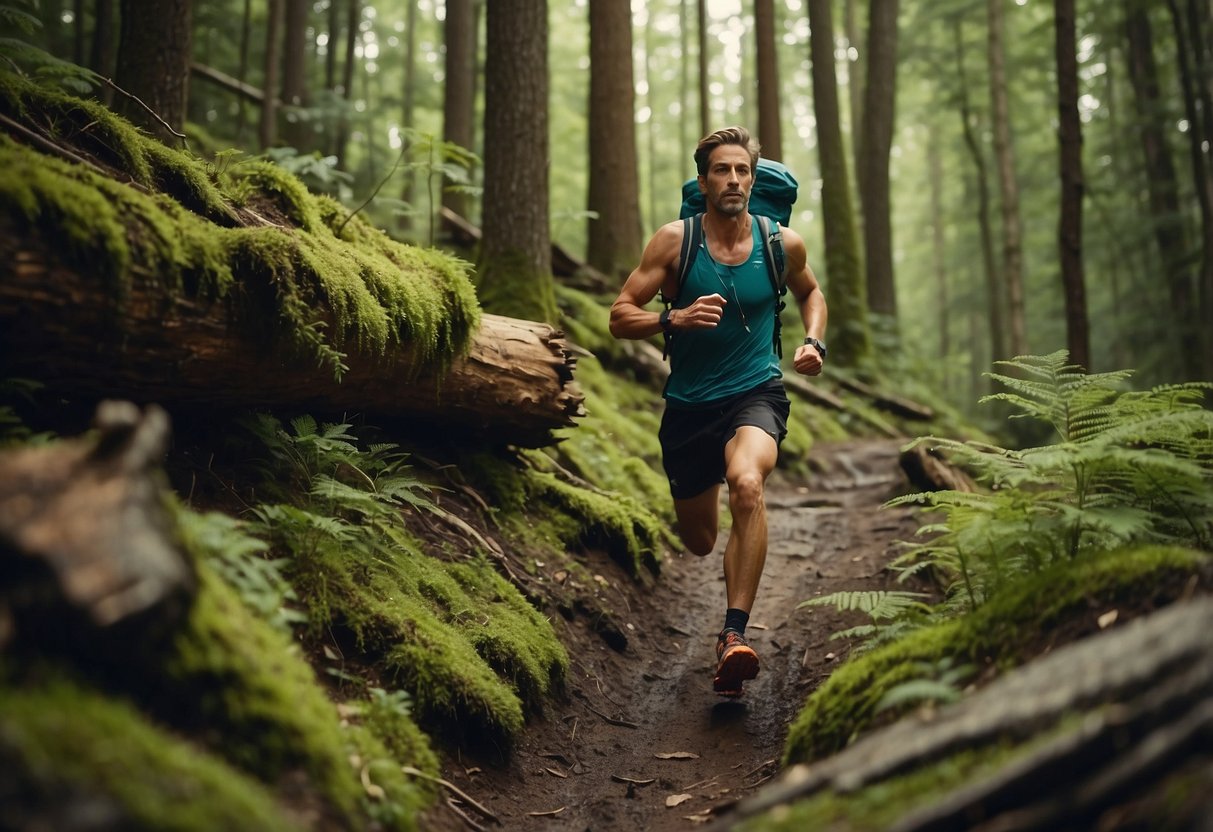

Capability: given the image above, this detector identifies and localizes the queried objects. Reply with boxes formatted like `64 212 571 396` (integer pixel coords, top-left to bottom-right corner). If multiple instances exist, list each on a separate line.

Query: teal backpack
664 158 800 359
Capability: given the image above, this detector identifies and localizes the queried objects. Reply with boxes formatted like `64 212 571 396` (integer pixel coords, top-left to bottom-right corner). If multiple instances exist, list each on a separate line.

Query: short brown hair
694 126 761 176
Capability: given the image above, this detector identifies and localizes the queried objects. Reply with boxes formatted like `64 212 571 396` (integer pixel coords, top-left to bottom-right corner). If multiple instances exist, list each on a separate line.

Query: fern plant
890 351 1213 612
797 590 932 654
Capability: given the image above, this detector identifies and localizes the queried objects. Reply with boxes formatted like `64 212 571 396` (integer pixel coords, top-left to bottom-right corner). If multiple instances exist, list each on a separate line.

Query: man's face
698 144 753 217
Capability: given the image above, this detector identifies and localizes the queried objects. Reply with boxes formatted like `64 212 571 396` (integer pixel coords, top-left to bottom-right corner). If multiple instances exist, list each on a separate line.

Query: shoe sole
713 644 760 696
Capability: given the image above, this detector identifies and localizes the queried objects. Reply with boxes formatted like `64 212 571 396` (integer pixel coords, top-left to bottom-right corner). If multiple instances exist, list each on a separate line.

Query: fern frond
797 590 931 621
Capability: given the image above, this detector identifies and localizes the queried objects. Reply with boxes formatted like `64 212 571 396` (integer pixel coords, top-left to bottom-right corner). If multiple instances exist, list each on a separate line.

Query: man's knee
728 470 766 515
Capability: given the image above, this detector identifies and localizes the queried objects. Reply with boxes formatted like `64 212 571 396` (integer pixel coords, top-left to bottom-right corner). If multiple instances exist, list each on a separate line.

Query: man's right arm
609 221 727 340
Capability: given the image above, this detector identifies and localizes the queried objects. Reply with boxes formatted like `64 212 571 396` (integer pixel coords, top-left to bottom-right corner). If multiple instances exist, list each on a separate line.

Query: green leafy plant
0 0 100 93
889 351 1213 612
874 656 975 714
798 590 932 654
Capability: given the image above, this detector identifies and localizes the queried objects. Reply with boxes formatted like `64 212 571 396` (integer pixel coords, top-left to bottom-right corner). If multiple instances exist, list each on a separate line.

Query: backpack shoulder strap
661 213 703 360
755 215 788 358
668 213 703 304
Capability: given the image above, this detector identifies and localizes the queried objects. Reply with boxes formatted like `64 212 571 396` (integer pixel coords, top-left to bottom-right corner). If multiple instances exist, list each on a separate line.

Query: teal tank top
664 219 782 406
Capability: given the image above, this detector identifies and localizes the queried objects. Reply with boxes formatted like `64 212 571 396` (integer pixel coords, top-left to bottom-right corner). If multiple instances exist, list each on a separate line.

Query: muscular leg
721 426 779 612
673 484 721 556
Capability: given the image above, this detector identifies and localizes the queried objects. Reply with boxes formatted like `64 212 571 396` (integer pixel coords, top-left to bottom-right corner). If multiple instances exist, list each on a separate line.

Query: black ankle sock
723 608 749 635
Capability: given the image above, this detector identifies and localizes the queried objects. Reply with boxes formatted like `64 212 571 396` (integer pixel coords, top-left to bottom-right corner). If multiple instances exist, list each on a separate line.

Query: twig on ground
445 798 487 832
99 77 189 146
401 766 500 825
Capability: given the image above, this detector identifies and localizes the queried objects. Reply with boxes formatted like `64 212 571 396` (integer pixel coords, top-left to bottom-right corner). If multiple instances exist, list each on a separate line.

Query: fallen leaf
323 645 341 661
1098 609 1119 629
749 622 769 630
654 751 700 760
553 570 568 583
825 652 837 662
610 774 656 786
544 767 567 779
527 807 565 817
666 794 693 808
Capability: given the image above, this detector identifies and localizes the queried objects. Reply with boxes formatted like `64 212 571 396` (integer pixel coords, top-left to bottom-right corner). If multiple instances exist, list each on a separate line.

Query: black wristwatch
659 307 674 334
803 337 827 358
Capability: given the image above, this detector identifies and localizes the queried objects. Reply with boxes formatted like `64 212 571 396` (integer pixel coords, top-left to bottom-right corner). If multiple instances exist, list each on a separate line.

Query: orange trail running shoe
714 629 760 696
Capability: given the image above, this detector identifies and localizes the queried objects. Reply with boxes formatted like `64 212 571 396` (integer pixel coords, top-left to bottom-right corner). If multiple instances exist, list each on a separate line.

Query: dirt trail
422 439 920 831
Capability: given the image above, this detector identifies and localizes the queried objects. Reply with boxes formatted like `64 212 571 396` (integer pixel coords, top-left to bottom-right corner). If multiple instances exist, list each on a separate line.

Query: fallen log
899 444 977 492
836 375 935 421
440 207 613 293
0 401 195 655
0 224 585 448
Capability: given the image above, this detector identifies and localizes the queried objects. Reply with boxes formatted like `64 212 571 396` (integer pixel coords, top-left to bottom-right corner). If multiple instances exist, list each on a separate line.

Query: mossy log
0 222 586 447
0 401 195 646
719 595 1213 831
836 375 936 420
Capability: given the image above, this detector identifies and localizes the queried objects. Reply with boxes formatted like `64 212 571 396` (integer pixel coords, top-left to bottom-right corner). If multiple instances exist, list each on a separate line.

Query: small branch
100 76 188 147
400 766 500 826
338 143 408 236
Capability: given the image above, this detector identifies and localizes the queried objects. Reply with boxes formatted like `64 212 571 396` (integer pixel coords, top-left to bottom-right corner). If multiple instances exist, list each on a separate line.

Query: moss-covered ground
783 545 1209 765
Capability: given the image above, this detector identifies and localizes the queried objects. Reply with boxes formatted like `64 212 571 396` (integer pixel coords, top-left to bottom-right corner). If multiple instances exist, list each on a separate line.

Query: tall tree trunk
808 0 870 366
325 0 338 91
73 0 86 65
845 0 865 199
1167 0 1213 378
681 0 691 158
755 0 783 160
114 0 192 142
858 0 900 325
698 0 710 137
281 0 309 150
477 0 555 323
233 0 251 140
334 0 359 166
644 16 660 230
987 0 1026 358
442 0 476 219
259 0 283 150
399 0 419 233
927 116 950 389
955 19 1004 369
1055 0 1090 370
89 0 116 106
587 0 643 278
1124 3 1196 377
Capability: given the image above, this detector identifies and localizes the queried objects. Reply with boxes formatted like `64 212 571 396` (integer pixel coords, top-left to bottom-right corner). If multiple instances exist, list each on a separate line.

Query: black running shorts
658 379 791 500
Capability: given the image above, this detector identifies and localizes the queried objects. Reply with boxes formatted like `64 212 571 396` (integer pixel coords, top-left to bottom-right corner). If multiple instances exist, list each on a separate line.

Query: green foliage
798 590 933 653
0 0 99 93
783 544 1207 764
889 352 1213 611
238 414 568 739
175 508 306 635
874 656 974 713
0 673 303 832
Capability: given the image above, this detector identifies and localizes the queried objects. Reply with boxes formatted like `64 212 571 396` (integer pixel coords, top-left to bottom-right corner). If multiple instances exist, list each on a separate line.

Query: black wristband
660 307 674 334
803 336 827 358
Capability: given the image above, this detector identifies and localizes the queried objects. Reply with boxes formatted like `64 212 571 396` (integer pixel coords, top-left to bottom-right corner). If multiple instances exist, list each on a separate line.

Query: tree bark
281 0 310 151
1166 0 1213 379
1125 4 1197 379
0 225 584 448
698 0 710 138
114 0 192 141
398 0 419 234
477 0 555 323
858 0 900 325
586 0 643 278
845 0 865 185
442 0 477 219
755 0 782 161
1055 0 1090 370
259 0 283 149
955 19 1004 370
89 0 116 105
988 0 1027 358
808 0 871 367
927 116 950 388
333 0 359 165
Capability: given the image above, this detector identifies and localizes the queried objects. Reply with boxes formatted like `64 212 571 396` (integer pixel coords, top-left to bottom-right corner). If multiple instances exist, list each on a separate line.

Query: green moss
784 545 1208 764
165 565 364 821
343 723 434 832
475 247 557 323
281 520 567 740
743 733 1058 831
0 674 301 832
0 80 479 374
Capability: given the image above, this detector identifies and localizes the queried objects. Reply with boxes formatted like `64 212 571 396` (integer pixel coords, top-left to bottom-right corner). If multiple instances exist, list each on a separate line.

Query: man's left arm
781 227 828 377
